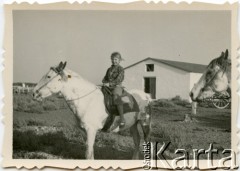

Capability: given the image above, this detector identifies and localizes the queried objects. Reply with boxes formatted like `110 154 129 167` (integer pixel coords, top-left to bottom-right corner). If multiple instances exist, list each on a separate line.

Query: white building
123 57 206 100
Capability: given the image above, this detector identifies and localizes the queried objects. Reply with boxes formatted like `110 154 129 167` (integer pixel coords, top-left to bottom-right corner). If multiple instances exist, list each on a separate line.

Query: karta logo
143 142 238 170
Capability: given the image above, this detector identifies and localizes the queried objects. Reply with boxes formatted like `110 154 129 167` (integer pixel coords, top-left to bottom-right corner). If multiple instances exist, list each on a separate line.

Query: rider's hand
103 83 109 86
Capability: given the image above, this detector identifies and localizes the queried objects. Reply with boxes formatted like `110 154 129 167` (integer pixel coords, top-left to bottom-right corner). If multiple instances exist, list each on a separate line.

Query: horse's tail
133 91 153 142
141 95 152 143
128 90 152 142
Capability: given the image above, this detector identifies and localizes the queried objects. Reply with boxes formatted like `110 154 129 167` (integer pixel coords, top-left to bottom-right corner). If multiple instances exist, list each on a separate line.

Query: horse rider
102 52 125 127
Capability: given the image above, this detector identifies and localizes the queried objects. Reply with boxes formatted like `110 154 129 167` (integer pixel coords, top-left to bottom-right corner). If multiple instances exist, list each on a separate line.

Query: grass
12 94 231 160
13 94 68 113
13 129 86 159
150 105 230 159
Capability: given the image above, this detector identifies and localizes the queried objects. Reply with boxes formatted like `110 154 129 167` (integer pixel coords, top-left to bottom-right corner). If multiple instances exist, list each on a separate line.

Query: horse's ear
224 49 229 59
62 62 67 70
55 61 63 73
58 61 63 68
58 61 67 71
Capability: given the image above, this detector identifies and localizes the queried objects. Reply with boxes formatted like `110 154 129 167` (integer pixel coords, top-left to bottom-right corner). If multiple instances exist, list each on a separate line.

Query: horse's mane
63 68 82 79
207 53 231 84
50 64 91 83
63 68 96 85
207 53 231 73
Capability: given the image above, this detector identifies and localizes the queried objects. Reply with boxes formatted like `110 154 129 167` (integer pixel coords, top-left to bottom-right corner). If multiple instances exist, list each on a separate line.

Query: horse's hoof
112 127 119 132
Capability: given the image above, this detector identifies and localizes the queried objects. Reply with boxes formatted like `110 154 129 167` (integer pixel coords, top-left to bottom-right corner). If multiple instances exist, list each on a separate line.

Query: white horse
33 62 152 159
190 49 231 101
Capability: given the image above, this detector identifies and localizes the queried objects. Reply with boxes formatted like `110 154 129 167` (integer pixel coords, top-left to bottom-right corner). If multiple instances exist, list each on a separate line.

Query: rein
35 67 99 102
34 71 60 93
66 87 98 102
204 64 227 92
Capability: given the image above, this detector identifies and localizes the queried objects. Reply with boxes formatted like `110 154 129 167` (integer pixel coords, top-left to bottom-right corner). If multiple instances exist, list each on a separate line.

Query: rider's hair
111 52 122 60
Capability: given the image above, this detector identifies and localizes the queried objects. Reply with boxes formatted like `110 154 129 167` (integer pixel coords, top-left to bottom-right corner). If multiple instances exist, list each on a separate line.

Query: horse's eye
206 71 212 77
47 76 51 78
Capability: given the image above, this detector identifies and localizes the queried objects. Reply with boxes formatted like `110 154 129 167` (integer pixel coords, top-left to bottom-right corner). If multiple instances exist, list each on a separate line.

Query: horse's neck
61 77 96 100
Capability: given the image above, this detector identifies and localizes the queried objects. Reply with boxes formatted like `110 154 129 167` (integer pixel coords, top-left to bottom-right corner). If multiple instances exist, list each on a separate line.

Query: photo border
2 2 239 169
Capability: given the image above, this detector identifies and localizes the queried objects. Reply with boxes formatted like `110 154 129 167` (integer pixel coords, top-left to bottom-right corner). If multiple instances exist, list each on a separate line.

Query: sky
13 10 231 84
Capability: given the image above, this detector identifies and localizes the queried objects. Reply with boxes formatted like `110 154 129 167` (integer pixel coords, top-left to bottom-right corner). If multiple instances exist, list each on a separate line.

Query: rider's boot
117 104 125 128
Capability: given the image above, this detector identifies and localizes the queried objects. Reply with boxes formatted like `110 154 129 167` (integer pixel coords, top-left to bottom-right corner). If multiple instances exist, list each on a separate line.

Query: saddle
101 86 140 131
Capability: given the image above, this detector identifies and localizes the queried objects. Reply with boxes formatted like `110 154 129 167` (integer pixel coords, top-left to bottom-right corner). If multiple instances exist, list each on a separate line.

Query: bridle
203 63 228 93
34 67 61 94
34 67 98 101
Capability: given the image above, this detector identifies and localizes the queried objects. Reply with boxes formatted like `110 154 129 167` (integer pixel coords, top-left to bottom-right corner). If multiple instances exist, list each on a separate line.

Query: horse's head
33 61 67 101
190 49 230 102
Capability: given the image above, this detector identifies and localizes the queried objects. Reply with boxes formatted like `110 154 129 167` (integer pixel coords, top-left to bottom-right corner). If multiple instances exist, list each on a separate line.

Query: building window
146 64 154 72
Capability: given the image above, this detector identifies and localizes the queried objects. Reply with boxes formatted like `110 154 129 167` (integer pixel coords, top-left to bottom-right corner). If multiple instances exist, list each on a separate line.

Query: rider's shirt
102 65 124 88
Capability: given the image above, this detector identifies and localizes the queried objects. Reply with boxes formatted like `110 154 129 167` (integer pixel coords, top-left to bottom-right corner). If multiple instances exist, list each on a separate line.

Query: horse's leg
130 122 140 159
142 123 151 142
85 126 97 159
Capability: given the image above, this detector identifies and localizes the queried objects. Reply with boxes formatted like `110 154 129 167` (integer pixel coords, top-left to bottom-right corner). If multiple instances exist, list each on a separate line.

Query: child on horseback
102 52 125 127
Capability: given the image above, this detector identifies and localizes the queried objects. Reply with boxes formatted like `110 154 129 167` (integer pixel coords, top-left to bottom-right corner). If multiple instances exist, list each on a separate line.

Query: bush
13 120 25 129
152 99 176 108
171 95 181 101
26 119 44 126
13 94 67 113
13 129 86 159
28 104 44 113
13 130 40 151
13 151 61 159
43 101 58 111
171 95 190 107
17 101 29 112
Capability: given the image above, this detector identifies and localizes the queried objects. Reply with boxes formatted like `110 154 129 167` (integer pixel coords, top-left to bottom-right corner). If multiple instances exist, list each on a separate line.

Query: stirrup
119 121 125 127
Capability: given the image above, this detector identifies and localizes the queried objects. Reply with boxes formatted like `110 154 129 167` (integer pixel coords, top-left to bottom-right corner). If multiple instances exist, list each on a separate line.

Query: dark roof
124 57 207 73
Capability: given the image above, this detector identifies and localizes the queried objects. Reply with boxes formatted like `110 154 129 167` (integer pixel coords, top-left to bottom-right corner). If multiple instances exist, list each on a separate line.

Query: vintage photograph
3 2 238 170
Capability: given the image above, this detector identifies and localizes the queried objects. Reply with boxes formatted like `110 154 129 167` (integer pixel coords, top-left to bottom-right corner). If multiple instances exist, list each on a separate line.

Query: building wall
123 59 191 100
189 73 203 98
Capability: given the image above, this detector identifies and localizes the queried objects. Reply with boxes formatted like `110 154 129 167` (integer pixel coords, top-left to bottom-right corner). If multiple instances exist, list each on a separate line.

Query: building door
144 77 156 99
